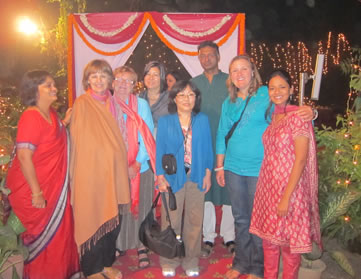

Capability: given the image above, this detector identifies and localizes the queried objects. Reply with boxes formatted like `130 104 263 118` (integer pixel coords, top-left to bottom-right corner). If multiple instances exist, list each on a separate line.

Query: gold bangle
32 191 43 197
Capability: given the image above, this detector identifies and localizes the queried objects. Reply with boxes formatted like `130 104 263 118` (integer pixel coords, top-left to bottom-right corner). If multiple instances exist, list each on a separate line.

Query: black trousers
80 215 122 276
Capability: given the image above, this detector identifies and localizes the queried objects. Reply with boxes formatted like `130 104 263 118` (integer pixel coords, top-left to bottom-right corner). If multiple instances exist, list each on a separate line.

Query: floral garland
80 13 138 37
162 14 231 38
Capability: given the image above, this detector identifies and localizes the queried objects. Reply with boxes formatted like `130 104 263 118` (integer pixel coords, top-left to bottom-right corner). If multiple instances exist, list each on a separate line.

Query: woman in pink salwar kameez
250 70 321 279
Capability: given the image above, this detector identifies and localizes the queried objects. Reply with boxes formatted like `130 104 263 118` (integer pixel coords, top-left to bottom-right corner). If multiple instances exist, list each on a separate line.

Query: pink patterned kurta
250 109 321 254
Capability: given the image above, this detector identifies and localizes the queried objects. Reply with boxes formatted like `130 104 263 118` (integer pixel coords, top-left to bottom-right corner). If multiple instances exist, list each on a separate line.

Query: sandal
224 269 241 279
102 267 122 279
137 248 150 269
115 248 126 257
87 272 106 279
223 241 235 255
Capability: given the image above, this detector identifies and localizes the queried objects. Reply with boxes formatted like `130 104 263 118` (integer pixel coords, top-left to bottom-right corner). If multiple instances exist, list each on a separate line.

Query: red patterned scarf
114 94 156 216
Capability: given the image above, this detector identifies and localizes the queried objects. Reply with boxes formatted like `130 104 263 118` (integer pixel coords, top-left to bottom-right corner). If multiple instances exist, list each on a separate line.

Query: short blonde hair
113 65 138 83
226 54 262 102
82 59 113 91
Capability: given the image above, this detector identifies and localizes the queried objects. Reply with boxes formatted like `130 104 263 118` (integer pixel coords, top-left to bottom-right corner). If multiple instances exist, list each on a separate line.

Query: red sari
6 109 80 279
250 106 321 253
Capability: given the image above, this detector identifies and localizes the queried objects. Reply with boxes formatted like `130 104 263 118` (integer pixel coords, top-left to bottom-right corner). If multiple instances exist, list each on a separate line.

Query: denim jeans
225 171 264 278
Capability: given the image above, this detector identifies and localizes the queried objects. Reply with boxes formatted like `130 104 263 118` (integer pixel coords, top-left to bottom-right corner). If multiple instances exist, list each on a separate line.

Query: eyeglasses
114 77 135 85
176 93 196 99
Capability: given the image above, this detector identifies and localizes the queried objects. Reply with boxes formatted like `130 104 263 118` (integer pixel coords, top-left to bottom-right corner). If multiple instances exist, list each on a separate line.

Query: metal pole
299 73 306 106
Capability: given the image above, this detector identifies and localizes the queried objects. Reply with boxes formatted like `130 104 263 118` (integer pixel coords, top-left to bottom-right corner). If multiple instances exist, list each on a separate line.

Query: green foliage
44 0 87 69
0 87 25 181
0 212 28 278
316 48 361 246
330 251 355 277
316 113 361 244
350 74 361 92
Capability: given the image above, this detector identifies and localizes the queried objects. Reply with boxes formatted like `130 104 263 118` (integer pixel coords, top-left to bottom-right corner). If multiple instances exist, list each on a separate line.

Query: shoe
102 267 123 279
200 241 214 258
115 248 126 257
223 240 235 255
247 275 262 279
86 272 105 279
162 267 176 277
137 248 150 269
185 268 200 277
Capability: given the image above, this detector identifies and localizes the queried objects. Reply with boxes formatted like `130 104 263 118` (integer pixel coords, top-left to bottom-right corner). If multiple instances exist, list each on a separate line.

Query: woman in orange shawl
69 60 130 279
6 70 80 279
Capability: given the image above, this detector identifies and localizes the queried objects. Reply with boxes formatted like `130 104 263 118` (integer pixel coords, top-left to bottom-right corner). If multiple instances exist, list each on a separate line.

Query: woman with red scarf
112 66 156 269
250 70 321 279
70 60 130 279
6 70 80 279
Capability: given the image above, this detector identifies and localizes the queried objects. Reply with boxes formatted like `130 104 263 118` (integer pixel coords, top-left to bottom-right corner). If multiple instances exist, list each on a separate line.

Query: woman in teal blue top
156 80 213 277
216 55 314 279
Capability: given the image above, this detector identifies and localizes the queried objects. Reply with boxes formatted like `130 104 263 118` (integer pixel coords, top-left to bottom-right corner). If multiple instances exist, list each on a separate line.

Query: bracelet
32 191 43 197
214 166 224 172
312 108 318 121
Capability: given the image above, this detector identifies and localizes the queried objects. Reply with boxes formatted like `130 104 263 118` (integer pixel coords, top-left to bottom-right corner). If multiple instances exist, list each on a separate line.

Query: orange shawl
69 92 130 252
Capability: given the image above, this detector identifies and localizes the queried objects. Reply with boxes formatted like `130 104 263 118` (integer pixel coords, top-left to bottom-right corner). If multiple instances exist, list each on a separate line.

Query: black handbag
167 186 177 211
139 192 185 259
162 154 177 175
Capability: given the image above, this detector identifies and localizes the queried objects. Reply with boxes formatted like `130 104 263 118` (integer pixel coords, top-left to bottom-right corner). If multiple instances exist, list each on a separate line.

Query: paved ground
321 238 361 279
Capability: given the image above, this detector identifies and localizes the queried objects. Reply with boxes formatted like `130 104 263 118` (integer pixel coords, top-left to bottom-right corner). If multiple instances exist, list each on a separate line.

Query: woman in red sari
250 70 321 279
6 70 80 279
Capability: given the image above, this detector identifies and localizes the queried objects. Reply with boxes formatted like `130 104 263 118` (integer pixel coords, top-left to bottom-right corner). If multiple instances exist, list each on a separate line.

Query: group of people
6 40 321 279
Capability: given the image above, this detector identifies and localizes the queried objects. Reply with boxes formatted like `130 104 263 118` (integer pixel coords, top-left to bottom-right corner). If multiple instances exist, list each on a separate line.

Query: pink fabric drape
73 12 238 44
74 12 145 43
150 12 238 44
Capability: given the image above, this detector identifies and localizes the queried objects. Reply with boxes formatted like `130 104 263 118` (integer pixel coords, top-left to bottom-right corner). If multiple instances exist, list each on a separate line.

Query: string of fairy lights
250 31 356 105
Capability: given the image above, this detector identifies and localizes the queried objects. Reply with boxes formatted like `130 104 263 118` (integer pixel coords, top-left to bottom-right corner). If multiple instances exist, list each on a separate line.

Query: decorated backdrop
67 12 245 103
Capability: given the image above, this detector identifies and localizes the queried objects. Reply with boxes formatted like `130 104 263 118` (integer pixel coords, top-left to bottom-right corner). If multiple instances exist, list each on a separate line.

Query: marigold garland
68 14 75 106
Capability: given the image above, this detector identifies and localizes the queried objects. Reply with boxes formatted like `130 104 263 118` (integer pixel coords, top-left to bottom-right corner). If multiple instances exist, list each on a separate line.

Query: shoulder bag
224 95 251 148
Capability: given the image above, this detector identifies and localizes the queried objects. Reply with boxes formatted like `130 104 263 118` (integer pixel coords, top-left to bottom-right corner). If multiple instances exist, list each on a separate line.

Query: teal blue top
192 71 231 204
216 86 272 177
117 97 154 173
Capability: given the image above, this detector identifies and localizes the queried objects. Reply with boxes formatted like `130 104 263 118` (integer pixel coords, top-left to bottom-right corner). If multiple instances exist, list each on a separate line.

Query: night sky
0 0 360 114
1 0 360 49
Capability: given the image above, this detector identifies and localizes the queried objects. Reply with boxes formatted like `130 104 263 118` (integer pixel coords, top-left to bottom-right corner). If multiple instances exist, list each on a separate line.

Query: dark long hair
264 69 294 121
19 70 52 106
168 80 201 114
143 61 167 93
